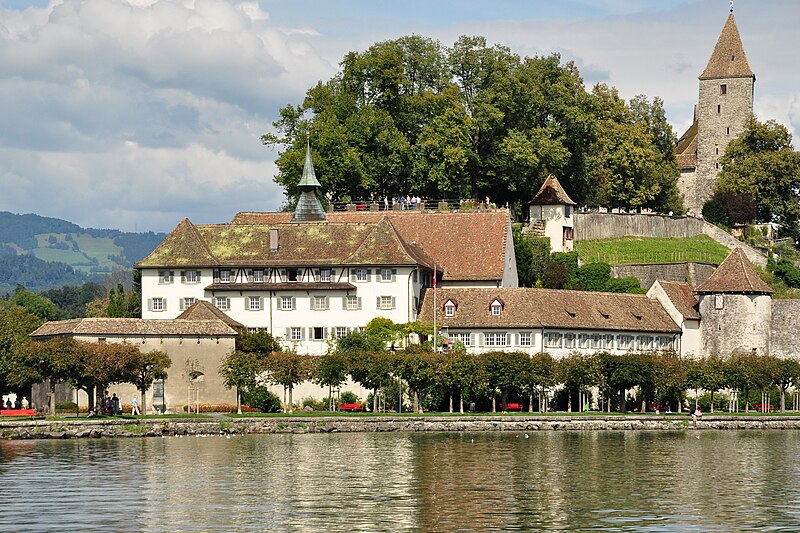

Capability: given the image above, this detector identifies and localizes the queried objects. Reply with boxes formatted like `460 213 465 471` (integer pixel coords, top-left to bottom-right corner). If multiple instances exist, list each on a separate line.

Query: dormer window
444 300 456 317
490 299 503 317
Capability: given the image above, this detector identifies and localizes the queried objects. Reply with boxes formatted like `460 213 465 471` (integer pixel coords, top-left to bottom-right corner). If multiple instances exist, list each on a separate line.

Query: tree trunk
491 394 496 413
374 389 379 413
567 388 572 413
459 389 464 414
287 385 294 414
449 392 453 414
501 390 507 412
620 389 626 413
141 389 147 416
710 390 715 414
781 387 786 412
237 387 242 415
529 391 534 413
49 381 57 416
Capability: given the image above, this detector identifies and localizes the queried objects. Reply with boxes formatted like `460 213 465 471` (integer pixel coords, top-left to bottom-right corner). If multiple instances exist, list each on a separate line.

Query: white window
290 327 302 341
181 297 196 310
158 270 174 284
281 296 295 311
520 332 532 347
591 334 601 349
346 295 361 310
335 327 348 339
248 296 262 311
601 334 614 349
219 270 231 283
378 296 395 310
313 296 329 311
618 335 633 350
381 268 395 282
449 332 471 347
715 294 724 310
638 336 654 351
484 332 508 347
215 297 229 311
183 270 198 284
151 297 165 312
445 303 455 317
490 300 502 316
564 333 575 349
657 336 673 351
351 268 368 282
544 332 561 348
319 269 331 282
253 270 264 283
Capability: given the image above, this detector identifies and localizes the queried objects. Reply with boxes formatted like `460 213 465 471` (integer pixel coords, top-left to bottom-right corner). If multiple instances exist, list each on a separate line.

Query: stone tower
676 10 755 215
694 248 772 357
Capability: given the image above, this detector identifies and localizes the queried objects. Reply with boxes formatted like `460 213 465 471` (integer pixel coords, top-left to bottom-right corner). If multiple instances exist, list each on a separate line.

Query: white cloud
0 0 798 232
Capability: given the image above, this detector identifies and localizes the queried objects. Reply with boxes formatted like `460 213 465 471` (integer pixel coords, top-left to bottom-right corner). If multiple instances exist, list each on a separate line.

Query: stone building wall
769 299 800 359
699 293 771 356
611 263 715 289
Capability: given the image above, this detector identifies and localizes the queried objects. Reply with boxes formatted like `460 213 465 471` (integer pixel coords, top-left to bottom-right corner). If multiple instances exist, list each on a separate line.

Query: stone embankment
3 415 800 440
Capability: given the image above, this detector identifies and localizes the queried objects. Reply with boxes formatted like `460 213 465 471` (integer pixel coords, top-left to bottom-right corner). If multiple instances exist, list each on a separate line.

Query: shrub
339 391 360 405
241 387 282 413
702 199 729 228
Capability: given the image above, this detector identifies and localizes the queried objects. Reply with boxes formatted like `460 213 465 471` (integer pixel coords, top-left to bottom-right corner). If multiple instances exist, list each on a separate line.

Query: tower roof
694 247 772 294
529 174 576 206
699 13 755 81
292 140 326 222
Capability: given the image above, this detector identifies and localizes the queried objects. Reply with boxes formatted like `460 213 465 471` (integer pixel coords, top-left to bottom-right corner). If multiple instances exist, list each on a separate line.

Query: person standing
131 396 140 416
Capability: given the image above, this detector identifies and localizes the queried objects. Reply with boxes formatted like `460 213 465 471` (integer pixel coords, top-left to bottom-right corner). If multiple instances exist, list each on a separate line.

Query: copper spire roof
529 174 576 206
699 13 754 80
292 140 326 222
694 247 772 294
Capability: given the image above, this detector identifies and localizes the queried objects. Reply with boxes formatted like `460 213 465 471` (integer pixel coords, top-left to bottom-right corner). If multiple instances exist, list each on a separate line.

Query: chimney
269 229 279 252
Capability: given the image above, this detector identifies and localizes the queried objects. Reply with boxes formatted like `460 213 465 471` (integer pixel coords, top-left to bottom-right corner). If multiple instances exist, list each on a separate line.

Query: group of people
388 195 427 211
2 396 30 410
90 391 140 417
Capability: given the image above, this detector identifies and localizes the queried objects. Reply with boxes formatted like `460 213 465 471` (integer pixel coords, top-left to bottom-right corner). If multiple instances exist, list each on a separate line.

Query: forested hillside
264 35 683 215
0 211 165 293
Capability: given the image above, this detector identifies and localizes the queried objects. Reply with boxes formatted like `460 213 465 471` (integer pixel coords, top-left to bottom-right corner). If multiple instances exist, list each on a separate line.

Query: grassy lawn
575 235 731 266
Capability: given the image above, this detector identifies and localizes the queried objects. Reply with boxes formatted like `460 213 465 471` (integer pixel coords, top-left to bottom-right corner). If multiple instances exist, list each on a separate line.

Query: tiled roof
675 119 698 169
31 318 238 337
657 281 700 320
694 247 772 294
418 288 680 333
175 300 244 328
699 14 754 80
228 210 510 281
530 175 576 206
138 217 437 271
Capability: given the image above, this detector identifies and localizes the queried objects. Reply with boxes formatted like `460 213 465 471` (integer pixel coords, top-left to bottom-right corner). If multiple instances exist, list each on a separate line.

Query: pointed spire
695 248 772 294
699 13 754 80
297 135 321 188
292 135 326 222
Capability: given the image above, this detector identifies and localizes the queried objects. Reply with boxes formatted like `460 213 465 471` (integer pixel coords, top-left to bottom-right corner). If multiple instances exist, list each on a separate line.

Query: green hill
574 235 731 266
0 211 166 293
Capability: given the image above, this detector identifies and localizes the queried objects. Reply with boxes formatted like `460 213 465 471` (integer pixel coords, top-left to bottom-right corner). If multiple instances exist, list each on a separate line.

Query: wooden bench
504 403 522 412
339 403 365 412
0 409 36 418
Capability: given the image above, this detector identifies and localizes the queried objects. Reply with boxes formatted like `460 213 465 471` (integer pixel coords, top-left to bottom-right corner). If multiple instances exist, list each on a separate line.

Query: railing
325 198 506 212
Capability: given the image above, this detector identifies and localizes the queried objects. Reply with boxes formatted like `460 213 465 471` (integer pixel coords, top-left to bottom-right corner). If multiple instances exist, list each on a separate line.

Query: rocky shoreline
3 415 800 440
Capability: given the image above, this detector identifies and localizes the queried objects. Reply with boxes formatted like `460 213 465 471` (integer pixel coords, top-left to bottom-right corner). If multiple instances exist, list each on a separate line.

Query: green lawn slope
574 235 731 266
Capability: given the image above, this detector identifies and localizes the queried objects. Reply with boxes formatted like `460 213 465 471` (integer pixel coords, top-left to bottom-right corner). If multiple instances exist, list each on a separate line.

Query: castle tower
694 247 772 356
676 10 755 215
291 139 327 223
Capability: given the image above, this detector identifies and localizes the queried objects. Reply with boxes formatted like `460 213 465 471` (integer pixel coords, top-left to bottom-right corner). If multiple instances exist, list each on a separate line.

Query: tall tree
130 350 171 416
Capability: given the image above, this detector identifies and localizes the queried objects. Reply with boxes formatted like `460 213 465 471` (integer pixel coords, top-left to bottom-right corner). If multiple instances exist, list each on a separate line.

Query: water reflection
1 431 799 531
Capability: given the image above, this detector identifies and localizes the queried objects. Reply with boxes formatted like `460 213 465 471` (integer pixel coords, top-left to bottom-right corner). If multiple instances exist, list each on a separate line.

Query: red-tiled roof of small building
694 247 772 294
657 281 700 320
699 14 754 80
529 175 576 206
31 318 238 337
175 300 244 329
418 288 680 333
226 209 510 282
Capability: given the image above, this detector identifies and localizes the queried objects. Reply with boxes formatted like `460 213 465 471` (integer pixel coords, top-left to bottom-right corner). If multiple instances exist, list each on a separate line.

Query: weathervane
730 0 734 13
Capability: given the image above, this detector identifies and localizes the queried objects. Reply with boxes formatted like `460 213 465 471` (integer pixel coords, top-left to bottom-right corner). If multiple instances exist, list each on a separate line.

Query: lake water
1 430 799 532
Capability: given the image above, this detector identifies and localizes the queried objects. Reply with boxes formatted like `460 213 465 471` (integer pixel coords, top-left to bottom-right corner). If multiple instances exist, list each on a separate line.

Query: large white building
136 143 517 355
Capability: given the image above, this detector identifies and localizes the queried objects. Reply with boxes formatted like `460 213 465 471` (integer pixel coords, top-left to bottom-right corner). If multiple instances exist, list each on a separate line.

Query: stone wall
3 415 800 439
770 300 800 359
699 293 772 356
611 263 716 289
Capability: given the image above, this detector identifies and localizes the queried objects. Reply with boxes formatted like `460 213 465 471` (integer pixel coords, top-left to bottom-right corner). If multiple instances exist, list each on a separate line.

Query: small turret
292 139 326 223
528 174 576 253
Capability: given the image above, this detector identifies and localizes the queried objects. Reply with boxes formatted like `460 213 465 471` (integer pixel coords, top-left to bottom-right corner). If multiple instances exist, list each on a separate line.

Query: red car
753 403 774 412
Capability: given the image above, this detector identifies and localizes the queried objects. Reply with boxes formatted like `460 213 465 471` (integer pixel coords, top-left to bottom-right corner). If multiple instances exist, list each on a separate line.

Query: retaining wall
3 415 800 439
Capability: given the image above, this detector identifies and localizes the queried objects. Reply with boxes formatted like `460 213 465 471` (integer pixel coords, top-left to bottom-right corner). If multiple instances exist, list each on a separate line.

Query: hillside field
575 235 731 266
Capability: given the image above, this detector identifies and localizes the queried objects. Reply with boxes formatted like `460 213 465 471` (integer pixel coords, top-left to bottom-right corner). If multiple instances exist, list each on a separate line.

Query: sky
0 0 798 233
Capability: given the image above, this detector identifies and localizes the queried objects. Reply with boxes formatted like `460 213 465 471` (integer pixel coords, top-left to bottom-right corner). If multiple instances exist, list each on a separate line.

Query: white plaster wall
141 268 211 319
